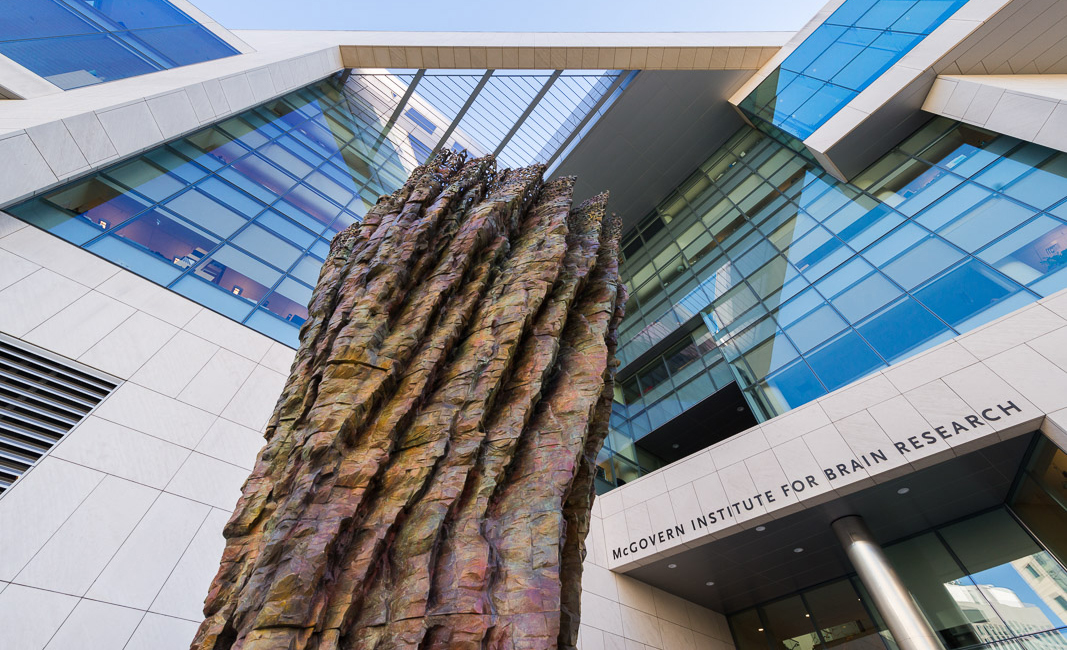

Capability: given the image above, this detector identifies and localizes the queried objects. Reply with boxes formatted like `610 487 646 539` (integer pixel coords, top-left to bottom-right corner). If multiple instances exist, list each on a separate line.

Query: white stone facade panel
604 283 1067 572
0 211 296 647
0 46 344 208
0 210 731 650
923 74 1067 153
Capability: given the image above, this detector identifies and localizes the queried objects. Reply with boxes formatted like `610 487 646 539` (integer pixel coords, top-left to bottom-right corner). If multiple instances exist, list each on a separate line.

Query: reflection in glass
764 595 820 650
737 0 966 139
731 608 771 650
5 77 411 347
111 209 217 270
13 177 150 243
1012 438 1067 568
805 579 887 650
728 578 893 650
604 114 1067 485
881 507 1067 649
941 510 1067 639
0 0 238 90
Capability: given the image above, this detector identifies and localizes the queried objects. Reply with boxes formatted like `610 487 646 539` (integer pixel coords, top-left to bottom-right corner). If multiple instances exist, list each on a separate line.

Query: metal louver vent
0 332 119 495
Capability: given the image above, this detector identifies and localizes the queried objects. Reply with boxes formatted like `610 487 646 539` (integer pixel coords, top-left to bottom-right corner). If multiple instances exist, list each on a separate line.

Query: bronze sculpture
192 152 624 650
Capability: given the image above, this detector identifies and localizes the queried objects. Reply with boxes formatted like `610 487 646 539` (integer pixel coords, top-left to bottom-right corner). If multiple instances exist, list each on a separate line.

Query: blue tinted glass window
756 359 828 415
107 160 186 202
978 215 1067 287
802 36 870 80
173 275 255 320
828 0 879 24
915 183 991 231
405 108 438 134
601 116 1067 487
784 304 847 352
0 1 95 39
805 330 884 391
856 295 951 362
5 79 406 347
0 33 156 88
827 202 902 249
913 260 1022 328
246 310 300 348
784 26 847 74
893 0 963 33
833 35 904 89
88 234 185 285
0 0 237 90
165 189 248 237
740 0 967 139
82 0 193 29
833 271 901 321
130 24 239 67
855 0 916 30
232 225 302 269
973 143 1054 191
606 115 1067 472
262 277 312 325
938 196 1036 253
866 222 963 289
895 168 964 216
1003 156 1067 210
255 211 317 248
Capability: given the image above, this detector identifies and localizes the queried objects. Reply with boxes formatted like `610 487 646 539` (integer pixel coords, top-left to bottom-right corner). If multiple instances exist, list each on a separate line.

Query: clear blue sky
194 0 826 32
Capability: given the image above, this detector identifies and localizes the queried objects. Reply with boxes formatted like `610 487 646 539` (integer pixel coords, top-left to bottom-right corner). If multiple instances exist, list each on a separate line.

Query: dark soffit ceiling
552 69 752 235
625 432 1035 615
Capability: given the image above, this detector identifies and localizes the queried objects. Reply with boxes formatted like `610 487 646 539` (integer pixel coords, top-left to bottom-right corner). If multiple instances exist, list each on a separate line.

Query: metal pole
831 516 944 650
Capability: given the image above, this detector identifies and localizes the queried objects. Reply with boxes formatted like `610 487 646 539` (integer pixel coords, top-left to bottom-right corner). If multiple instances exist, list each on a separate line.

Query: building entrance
729 436 1067 650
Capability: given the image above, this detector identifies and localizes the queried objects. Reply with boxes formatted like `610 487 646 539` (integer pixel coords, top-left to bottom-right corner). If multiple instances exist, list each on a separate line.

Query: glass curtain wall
0 0 238 90
729 576 894 650
738 0 968 139
603 117 1067 488
5 77 407 347
3 68 637 355
729 506 1067 650
1011 437 1067 572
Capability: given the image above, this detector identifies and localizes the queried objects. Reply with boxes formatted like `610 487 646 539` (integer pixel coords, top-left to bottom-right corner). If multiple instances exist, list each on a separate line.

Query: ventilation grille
0 333 119 495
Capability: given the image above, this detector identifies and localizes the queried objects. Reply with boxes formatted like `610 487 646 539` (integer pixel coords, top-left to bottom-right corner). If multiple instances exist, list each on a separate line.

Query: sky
192 0 827 32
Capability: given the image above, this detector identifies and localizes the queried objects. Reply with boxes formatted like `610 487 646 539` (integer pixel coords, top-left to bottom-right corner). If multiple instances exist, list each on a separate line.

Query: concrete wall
0 209 736 650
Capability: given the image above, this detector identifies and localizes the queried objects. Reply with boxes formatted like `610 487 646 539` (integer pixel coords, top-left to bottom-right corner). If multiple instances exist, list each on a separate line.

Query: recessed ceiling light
805 614 810 618
793 547 804 553
672 443 680 449
755 526 766 532
668 563 677 569
736 406 745 412
706 581 715 586
758 628 764 632
897 487 910 495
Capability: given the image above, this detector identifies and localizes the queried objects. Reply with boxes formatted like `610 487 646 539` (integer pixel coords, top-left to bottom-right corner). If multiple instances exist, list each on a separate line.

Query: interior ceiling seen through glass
1 68 633 348
355 68 626 172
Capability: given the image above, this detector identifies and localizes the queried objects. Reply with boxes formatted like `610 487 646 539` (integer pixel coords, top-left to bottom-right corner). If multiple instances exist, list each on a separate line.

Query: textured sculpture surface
191 152 624 650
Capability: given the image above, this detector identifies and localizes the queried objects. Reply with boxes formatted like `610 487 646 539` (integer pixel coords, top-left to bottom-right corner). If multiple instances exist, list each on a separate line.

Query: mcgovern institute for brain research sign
610 400 1027 563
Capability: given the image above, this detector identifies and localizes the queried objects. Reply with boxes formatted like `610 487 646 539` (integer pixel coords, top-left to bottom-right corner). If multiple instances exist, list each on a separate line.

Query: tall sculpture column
191 152 624 650
832 516 944 650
